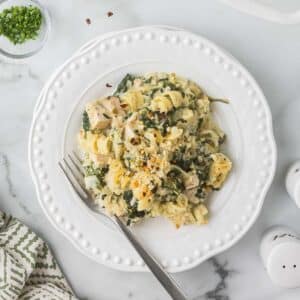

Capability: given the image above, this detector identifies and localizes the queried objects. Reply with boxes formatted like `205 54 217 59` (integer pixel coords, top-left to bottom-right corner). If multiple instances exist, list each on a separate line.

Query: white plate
29 27 277 272
33 26 184 115
220 0 300 24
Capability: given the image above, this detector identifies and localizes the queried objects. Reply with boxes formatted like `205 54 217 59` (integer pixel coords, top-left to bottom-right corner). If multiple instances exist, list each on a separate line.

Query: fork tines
58 152 89 200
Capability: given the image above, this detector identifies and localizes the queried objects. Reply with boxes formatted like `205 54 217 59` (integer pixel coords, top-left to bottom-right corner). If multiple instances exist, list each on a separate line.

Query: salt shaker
286 161 300 207
260 226 300 288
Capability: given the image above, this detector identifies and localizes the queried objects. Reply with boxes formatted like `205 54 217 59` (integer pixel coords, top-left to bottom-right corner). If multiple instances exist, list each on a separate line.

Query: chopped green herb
0 5 43 45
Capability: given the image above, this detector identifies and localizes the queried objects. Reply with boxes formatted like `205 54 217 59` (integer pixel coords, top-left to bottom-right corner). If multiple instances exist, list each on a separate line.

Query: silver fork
59 153 188 300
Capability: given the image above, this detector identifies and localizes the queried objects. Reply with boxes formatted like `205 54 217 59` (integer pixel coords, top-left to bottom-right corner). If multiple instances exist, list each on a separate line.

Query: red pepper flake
106 83 112 88
85 18 91 25
130 137 141 145
107 11 114 17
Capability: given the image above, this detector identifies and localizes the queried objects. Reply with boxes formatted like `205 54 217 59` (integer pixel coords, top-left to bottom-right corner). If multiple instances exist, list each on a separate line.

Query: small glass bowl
0 0 51 60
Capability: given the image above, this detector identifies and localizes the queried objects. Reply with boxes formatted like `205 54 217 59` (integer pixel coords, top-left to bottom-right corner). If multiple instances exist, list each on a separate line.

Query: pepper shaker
260 226 300 288
286 161 300 207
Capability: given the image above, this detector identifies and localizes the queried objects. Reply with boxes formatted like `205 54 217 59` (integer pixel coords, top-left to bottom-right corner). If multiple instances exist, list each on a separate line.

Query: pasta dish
78 73 232 228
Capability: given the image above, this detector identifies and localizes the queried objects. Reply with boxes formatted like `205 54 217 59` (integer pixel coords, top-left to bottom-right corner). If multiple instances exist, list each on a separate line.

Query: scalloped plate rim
28 26 277 272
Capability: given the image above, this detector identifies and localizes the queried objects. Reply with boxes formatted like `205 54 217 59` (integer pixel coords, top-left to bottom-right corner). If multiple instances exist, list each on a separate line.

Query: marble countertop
1 0 300 299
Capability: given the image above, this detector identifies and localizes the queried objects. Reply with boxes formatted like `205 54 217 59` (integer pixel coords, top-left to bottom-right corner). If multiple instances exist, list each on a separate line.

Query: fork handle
114 216 188 300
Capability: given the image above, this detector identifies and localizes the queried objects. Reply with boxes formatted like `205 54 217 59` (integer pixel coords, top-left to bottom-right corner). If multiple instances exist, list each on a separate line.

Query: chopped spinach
123 190 133 201
167 169 185 191
195 161 211 181
82 111 90 131
150 87 160 98
113 74 136 95
126 202 146 225
195 161 211 199
193 156 213 201
162 169 185 198
144 76 153 84
84 165 108 188
197 118 203 130
139 112 157 129
122 190 146 225
171 146 193 172
195 187 208 200
155 78 185 96
159 118 171 136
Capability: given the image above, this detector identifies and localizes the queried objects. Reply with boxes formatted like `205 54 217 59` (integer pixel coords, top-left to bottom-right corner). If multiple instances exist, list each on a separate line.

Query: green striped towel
0 211 77 300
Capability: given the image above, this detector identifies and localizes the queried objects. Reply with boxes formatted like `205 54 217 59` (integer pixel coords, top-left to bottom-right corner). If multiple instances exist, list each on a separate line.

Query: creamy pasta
78 73 232 228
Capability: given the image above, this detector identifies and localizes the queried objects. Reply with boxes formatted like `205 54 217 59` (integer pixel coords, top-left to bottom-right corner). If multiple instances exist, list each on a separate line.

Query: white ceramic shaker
286 161 300 207
260 226 300 288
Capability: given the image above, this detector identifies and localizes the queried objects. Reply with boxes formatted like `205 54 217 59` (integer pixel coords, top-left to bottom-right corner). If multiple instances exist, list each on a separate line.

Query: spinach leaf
82 111 90 131
139 112 157 129
113 74 136 95
84 165 108 188
171 146 192 171
123 190 133 201
126 202 146 225
162 169 185 198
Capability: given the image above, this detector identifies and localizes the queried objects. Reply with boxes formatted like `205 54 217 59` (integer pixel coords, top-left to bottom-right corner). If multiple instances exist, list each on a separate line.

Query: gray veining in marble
1 0 300 299
0 153 16 198
204 259 235 300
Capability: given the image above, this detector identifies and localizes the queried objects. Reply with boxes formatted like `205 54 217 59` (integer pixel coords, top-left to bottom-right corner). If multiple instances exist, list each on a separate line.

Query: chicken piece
124 124 136 141
86 102 111 130
89 153 110 166
184 173 199 190
124 112 139 141
111 115 124 129
100 96 124 115
184 188 199 204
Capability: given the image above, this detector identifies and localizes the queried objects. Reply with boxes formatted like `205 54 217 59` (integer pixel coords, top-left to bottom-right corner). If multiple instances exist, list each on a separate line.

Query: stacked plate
220 0 300 24
29 26 277 272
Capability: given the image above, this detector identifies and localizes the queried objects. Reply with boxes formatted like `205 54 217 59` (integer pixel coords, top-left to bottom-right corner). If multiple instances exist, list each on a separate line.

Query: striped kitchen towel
0 211 77 300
